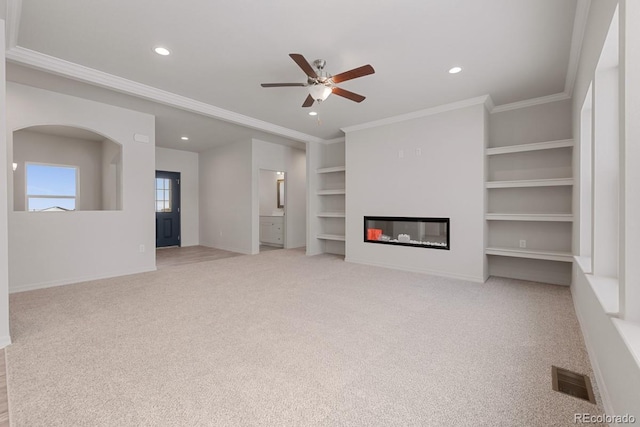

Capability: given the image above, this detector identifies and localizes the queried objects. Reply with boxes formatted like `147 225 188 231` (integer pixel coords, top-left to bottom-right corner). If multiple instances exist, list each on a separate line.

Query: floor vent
552 366 596 404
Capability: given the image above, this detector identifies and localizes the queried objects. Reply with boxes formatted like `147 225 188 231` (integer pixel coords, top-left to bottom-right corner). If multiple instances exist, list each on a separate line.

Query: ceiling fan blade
331 64 375 84
261 83 306 87
289 53 318 79
332 87 366 103
302 94 315 107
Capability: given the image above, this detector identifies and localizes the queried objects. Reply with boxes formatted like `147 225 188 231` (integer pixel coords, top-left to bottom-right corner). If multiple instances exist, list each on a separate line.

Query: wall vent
551 366 596 404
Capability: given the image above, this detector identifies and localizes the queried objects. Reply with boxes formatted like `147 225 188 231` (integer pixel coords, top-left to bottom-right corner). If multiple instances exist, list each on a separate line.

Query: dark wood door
155 171 181 247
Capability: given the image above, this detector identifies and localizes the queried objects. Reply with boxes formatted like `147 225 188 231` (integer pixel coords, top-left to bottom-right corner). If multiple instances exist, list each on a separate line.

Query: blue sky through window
26 164 77 211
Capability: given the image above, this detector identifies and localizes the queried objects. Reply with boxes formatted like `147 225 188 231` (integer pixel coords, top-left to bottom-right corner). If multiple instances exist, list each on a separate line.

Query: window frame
25 161 80 212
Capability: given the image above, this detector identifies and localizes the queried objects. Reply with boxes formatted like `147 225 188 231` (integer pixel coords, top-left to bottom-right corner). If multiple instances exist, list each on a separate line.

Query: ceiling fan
261 53 375 107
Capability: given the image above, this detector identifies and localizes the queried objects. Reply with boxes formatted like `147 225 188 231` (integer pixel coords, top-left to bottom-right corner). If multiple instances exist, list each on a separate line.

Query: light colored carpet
7 249 604 426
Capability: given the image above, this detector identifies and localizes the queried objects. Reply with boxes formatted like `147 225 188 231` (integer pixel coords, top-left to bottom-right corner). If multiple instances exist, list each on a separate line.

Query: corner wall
344 103 487 282
7 83 156 292
156 147 199 247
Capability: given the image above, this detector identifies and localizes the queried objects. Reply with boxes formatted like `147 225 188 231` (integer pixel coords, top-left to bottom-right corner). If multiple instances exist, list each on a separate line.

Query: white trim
491 92 571 113
345 256 485 283
0 336 11 349
341 95 493 133
9 266 157 294
5 0 22 49
565 0 592 96
6 47 325 145
571 284 616 418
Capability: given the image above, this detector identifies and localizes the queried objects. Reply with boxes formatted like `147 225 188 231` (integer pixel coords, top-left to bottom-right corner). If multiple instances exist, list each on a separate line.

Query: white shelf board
486 178 574 188
486 247 573 262
317 189 346 195
486 139 574 155
317 166 346 174
317 212 346 218
317 234 346 241
486 213 574 222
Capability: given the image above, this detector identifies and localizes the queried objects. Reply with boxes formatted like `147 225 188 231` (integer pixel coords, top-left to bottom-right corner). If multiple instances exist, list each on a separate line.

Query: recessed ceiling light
180 136 189 141
309 111 318 116
448 66 462 74
154 47 171 56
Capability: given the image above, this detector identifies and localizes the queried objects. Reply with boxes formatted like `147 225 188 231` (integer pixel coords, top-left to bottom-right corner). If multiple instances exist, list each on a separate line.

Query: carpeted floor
6 249 604 426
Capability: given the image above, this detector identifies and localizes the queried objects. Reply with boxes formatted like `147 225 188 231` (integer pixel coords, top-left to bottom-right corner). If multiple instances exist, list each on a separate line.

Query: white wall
252 139 306 253
199 139 253 253
155 147 199 247
344 103 487 282
7 83 156 292
0 19 10 347
13 130 104 211
571 0 640 420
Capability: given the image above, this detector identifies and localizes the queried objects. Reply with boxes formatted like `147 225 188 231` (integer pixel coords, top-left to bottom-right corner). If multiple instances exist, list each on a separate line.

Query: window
26 163 78 211
155 178 172 212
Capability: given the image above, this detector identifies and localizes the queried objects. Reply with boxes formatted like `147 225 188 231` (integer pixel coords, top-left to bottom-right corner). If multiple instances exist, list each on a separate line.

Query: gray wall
199 139 253 253
7 83 156 292
345 103 487 282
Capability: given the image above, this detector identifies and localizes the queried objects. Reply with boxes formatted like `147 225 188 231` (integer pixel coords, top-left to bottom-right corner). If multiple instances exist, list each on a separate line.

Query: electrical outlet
416 148 422 156
519 240 527 248
139 244 145 253
219 231 223 237
398 149 404 158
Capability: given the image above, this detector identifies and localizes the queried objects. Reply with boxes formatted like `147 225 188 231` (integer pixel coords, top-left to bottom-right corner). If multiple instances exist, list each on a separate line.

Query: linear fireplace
364 216 450 250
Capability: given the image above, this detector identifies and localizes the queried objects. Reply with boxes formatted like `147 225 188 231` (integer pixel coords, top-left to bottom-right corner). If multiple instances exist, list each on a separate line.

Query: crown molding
565 0 592 97
322 136 345 145
5 0 22 49
341 95 492 133
491 92 571 114
6 46 326 144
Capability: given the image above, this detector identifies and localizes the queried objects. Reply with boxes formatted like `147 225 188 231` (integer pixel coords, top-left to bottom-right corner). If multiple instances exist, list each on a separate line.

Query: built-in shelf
486 213 574 222
317 212 346 218
317 233 346 241
317 166 346 174
317 189 346 195
486 139 574 156
486 178 574 188
486 247 573 262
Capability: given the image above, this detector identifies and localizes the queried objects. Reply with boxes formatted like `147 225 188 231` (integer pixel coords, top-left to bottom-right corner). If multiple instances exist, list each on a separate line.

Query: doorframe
155 170 181 248
255 168 286 253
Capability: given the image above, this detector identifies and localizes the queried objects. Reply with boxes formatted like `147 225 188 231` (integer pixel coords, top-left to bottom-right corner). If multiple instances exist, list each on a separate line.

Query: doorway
155 170 181 247
259 169 285 252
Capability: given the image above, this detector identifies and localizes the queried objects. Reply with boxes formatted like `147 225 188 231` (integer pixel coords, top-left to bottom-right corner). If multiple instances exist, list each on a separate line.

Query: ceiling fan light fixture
308 84 332 102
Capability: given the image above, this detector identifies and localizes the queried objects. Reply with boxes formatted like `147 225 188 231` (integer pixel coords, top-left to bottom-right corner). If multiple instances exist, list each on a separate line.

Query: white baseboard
0 335 11 349
570 283 615 418
344 257 485 283
9 266 157 294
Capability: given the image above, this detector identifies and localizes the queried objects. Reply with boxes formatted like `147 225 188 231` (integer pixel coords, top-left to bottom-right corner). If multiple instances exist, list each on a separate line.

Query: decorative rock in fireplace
364 216 450 250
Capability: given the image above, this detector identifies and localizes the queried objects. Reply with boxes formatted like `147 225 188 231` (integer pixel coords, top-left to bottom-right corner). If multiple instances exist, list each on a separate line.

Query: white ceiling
7 0 579 149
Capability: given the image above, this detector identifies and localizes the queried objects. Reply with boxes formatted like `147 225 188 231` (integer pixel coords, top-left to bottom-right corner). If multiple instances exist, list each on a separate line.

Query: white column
0 19 12 348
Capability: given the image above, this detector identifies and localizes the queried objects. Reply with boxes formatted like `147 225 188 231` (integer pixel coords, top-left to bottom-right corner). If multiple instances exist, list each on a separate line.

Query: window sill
574 255 592 274
612 319 640 369
586 274 619 317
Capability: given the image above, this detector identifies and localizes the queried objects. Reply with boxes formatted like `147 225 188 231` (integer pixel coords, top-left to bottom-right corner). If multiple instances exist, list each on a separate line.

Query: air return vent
552 366 596 404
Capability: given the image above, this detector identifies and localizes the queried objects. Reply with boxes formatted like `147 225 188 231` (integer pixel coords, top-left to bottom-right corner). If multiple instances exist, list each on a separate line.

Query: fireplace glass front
364 216 450 250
